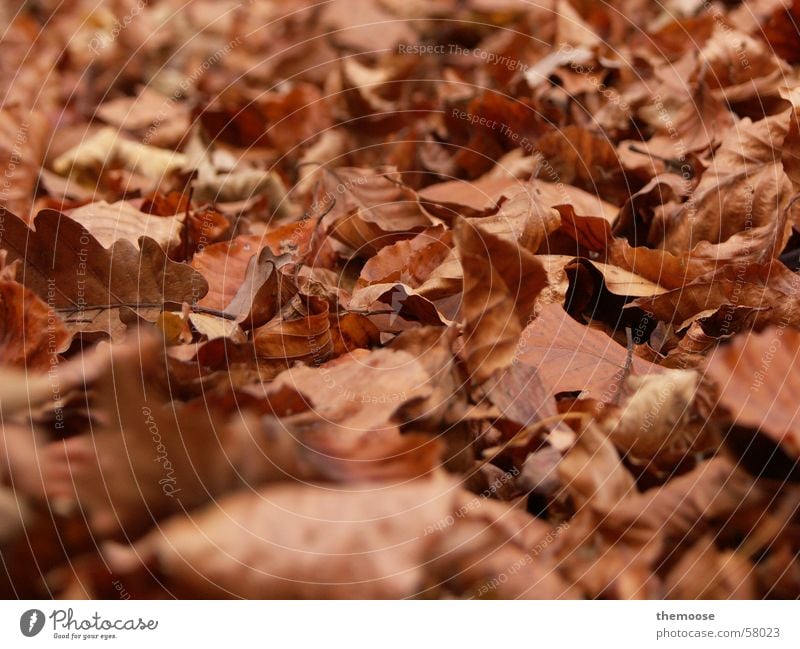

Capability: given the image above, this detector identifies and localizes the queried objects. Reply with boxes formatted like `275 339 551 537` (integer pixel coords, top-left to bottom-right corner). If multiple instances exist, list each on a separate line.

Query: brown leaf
197 83 332 153
664 536 756 599
0 280 69 369
222 247 296 329
37 334 324 537
97 476 571 599
65 200 183 251
270 347 443 480
53 127 187 184
319 167 434 256
0 108 47 220
0 208 207 339
599 369 712 466
321 0 418 53
455 217 548 384
535 126 634 205
252 294 333 362
357 226 452 288
603 457 763 543
707 326 800 458
657 111 794 253
629 260 800 329
762 0 800 63
514 303 663 402
191 235 263 311
640 66 734 158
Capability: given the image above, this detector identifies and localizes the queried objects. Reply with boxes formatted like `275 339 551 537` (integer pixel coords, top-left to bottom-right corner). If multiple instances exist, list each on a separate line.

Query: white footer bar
1 600 797 647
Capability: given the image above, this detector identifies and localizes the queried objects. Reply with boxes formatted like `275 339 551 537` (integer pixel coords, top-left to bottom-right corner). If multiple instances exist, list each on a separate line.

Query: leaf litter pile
2 0 800 599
